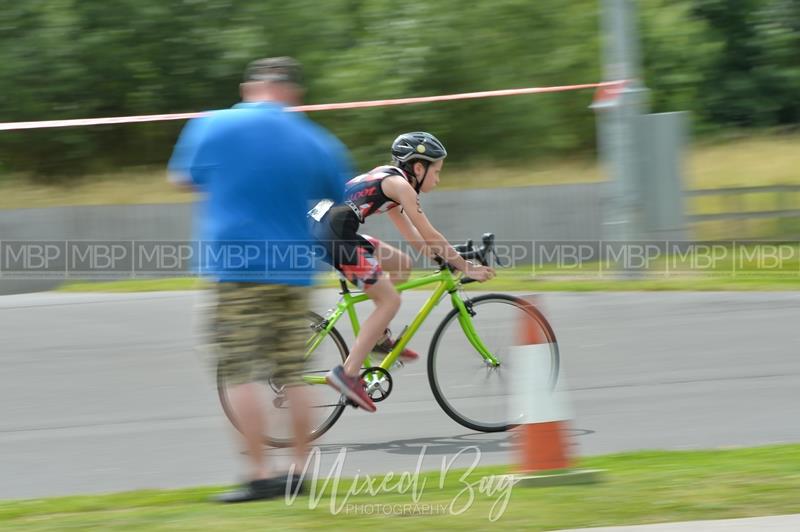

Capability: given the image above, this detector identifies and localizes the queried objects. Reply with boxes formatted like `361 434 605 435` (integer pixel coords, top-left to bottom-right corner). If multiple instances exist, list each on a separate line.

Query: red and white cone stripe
510 296 573 473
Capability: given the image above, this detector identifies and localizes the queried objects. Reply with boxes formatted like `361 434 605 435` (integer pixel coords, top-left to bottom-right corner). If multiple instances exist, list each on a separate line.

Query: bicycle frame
303 268 500 385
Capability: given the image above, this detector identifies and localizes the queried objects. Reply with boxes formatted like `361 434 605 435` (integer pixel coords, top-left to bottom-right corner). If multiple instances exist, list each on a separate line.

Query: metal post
597 0 650 245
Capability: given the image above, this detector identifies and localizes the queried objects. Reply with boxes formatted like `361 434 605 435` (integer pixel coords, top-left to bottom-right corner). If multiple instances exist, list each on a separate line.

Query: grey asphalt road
1 290 799 500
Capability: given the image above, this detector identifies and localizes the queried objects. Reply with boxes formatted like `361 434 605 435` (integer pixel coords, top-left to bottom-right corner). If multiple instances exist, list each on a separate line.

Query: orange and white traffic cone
510 296 602 487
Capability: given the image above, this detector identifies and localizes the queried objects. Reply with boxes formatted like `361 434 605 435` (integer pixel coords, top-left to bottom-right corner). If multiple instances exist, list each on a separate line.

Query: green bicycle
218 233 559 447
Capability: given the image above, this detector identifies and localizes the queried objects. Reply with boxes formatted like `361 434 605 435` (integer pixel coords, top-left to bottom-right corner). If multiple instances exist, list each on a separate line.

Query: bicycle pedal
344 397 359 409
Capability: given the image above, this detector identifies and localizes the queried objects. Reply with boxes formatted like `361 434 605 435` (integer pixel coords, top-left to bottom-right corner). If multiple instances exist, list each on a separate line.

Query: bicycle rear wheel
427 294 559 432
217 311 348 448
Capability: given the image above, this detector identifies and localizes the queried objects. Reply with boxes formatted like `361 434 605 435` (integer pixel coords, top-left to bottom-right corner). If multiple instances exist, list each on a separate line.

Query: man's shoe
373 328 419 363
213 477 286 503
287 473 306 496
326 365 377 412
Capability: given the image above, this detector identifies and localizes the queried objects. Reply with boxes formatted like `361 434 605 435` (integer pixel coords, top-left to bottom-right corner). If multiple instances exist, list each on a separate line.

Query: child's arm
383 177 494 281
387 208 426 254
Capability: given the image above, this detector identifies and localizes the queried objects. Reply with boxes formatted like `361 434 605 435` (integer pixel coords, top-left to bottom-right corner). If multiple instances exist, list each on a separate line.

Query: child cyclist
310 132 495 412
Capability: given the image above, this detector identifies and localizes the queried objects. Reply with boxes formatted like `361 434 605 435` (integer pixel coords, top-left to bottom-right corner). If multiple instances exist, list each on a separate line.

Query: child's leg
362 235 413 285
343 276 400 377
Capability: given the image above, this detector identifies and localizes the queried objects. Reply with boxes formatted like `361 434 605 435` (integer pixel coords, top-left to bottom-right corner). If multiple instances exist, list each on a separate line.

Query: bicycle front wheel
427 294 559 432
217 311 348 448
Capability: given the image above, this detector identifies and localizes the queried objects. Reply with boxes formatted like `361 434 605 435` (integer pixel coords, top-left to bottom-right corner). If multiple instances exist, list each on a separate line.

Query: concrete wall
0 183 605 294
385 182 607 242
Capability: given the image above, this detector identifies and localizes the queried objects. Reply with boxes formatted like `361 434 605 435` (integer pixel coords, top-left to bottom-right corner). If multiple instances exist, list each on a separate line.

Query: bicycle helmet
391 132 447 192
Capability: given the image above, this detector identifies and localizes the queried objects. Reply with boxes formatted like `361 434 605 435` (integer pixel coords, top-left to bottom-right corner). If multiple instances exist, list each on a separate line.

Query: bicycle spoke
218 311 348 448
428 295 559 432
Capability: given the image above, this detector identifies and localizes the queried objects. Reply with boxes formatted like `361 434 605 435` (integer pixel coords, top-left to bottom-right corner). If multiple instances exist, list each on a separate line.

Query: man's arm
167 116 213 191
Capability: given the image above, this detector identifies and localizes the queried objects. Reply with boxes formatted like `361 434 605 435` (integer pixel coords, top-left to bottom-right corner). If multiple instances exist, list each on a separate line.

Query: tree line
0 0 797 181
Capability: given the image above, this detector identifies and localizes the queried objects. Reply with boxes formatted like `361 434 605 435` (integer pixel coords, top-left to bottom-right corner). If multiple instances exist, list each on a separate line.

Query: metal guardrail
685 185 800 223
686 185 800 196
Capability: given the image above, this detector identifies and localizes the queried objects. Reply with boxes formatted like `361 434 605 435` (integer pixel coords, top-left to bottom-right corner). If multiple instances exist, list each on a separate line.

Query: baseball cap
244 56 303 85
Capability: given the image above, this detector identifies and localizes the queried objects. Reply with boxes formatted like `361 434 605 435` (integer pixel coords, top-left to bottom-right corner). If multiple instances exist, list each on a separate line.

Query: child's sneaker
325 365 377 412
373 328 419 363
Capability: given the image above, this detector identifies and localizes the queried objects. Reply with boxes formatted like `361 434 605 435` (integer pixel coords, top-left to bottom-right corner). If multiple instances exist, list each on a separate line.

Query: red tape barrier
0 80 625 132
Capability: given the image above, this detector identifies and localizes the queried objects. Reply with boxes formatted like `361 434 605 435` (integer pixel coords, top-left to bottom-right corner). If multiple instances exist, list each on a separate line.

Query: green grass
686 133 800 190
2 134 799 209
58 274 800 293
2 445 800 531
57 244 800 294
58 277 206 293
482 276 800 292
0 168 190 210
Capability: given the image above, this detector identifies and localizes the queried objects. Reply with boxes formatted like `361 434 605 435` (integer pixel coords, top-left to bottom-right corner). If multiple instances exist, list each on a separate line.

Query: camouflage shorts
213 282 309 387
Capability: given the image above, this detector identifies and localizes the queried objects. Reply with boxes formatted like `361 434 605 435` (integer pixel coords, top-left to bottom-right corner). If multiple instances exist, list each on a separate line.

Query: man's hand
463 261 495 282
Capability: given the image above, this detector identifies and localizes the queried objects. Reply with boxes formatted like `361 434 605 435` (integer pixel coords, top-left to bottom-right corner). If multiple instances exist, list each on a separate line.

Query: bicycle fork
449 293 501 366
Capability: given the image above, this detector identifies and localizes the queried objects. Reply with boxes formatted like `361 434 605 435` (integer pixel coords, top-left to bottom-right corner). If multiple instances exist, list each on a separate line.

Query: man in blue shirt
168 57 351 503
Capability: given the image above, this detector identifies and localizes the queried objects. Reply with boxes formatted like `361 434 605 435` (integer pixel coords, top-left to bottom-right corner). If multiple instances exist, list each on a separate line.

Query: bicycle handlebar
433 232 499 283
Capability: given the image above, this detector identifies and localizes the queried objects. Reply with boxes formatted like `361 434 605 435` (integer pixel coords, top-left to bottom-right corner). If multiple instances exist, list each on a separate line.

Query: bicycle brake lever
492 250 508 268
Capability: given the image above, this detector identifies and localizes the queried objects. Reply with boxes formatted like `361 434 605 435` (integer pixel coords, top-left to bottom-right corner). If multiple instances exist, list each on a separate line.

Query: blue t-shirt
168 101 351 285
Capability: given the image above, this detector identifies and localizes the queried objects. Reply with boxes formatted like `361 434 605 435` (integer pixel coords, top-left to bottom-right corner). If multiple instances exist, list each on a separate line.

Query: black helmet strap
415 162 431 193
403 159 429 193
